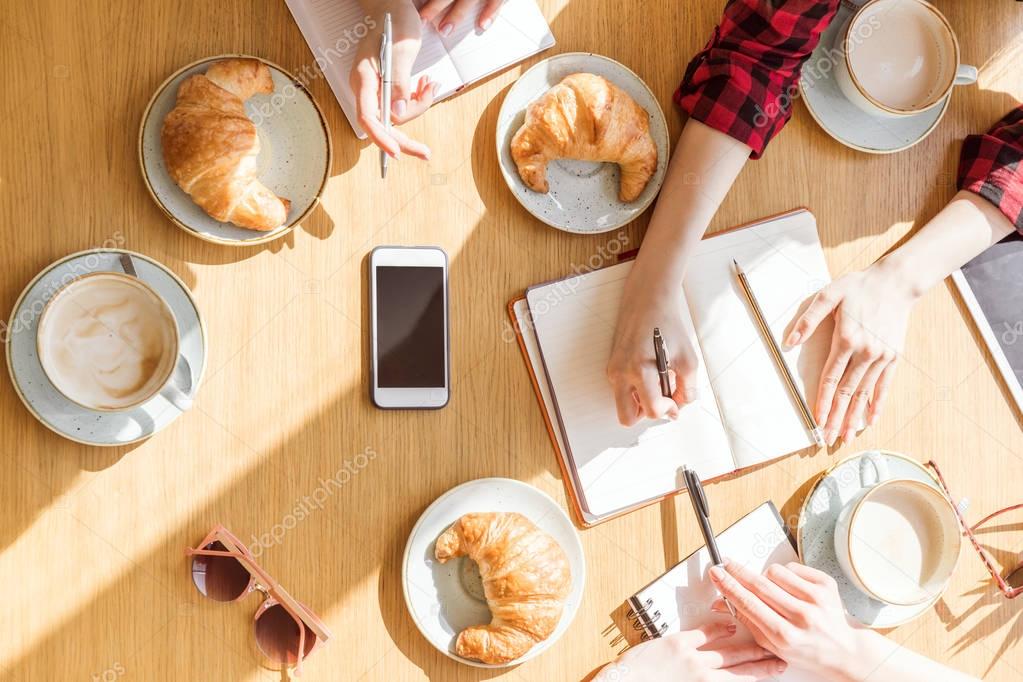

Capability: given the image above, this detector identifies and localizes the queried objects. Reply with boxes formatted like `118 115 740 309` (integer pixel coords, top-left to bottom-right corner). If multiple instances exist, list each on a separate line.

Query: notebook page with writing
438 0 555 85
682 211 832 469
626 503 816 681
526 263 734 519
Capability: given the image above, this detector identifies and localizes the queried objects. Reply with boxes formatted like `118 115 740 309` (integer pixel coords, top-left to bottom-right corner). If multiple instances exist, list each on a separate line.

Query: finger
786 289 839 346
613 382 642 427
824 352 873 445
391 75 435 124
671 620 738 650
698 641 773 668
717 561 805 622
669 366 700 406
353 61 401 158
389 39 422 120
867 361 897 426
784 561 837 588
709 598 774 650
438 0 475 35
708 564 792 648
841 357 888 442
815 334 853 434
478 0 504 29
418 0 454 24
763 563 819 602
386 125 432 160
635 374 680 420
714 658 788 681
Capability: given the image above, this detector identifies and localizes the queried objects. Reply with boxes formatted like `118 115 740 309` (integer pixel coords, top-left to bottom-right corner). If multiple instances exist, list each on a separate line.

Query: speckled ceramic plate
402 478 585 668
798 3 948 154
139 54 332 245
496 53 670 234
797 451 946 628
5 250 206 446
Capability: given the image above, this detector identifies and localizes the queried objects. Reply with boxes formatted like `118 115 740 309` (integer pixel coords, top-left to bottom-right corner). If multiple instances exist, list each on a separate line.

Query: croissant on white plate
161 58 290 231
510 72 658 203
434 512 572 664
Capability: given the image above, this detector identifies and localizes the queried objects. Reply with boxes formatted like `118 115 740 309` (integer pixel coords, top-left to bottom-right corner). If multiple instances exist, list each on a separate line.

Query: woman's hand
708 561 864 681
350 1 435 160
419 0 504 35
607 284 701 425
595 621 786 682
785 260 917 445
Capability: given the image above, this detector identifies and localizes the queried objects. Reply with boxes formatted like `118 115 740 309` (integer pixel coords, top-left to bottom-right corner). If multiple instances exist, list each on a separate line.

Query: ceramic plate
139 54 332 245
402 478 585 668
799 3 948 154
797 450 947 628
496 53 670 234
5 249 207 446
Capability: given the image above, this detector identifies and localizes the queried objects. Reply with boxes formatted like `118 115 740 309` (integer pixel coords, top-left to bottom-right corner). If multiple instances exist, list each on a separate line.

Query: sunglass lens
254 603 317 667
191 541 250 601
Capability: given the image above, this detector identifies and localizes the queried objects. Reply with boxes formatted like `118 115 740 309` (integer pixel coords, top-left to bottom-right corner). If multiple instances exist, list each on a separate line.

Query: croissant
435 512 571 664
510 72 658 203
161 58 290 231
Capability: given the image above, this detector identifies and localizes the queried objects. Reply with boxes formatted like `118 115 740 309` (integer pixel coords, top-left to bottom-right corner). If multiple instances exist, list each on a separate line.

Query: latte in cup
37 272 179 411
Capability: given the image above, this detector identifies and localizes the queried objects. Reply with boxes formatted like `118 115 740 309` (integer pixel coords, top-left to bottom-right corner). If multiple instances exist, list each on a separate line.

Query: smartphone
369 246 450 409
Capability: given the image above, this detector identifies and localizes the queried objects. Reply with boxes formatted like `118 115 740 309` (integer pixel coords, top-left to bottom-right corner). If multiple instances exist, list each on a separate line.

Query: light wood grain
0 1 1021 680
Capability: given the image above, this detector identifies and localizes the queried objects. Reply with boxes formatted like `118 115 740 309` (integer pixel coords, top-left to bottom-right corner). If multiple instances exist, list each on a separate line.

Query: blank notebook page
526 264 734 519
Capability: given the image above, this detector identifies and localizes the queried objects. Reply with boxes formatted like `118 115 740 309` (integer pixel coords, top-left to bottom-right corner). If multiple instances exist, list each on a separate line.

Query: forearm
877 190 1016 298
835 629 978 682
626 120 751 295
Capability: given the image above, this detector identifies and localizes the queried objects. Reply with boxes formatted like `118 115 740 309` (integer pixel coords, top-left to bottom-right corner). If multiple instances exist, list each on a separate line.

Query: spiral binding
626 598 669 641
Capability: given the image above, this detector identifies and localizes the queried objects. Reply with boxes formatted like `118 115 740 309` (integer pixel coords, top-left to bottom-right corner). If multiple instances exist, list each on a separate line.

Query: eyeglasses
186 525 332 673
928 460 1023 599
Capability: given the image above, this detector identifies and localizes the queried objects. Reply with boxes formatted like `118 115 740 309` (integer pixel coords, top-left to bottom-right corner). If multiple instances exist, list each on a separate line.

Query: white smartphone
369 246 450 409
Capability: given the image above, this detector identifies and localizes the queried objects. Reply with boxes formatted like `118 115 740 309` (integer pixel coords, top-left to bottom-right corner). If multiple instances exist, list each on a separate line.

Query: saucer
797 450 945 628
402 478 585 668
5 249 207 446
496 53 670 234
139 54 332 246
798 3 948 154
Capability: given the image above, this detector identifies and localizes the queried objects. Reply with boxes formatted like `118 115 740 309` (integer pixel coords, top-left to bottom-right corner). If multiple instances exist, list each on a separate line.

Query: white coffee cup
835 0 977 118
834 452 962 606
36 271 193 412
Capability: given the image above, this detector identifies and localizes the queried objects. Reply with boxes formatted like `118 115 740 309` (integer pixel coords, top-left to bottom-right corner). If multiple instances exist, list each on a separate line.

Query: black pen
653 327 672 398
682 466 736 618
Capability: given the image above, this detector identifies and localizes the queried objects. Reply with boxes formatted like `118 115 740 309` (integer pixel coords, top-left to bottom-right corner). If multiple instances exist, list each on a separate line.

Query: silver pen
379 13 393 179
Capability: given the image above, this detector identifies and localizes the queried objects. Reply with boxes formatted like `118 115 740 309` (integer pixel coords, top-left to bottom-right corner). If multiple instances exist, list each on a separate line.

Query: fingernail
480 18 493 30
825 429 836 446
431 82 441 97
440 23 453 36
725 622 737 634
777 661 788 674
393 99 407 117
709 565 725 582
785 331 802 346
710 600 727 613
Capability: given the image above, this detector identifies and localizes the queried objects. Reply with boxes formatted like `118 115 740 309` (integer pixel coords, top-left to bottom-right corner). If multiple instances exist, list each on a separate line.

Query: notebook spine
626 597 668 641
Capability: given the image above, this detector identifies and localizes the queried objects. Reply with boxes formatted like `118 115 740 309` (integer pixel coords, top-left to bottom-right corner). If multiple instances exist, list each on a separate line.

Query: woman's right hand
607 284 701 425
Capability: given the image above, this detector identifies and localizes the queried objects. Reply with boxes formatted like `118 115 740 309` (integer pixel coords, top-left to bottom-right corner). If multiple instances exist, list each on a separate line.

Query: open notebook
511 209 833 525
284 0 555 138
610 502 816 682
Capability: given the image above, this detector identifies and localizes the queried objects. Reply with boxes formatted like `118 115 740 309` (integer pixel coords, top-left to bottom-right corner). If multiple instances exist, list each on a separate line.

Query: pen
733 259 825 447
682 466 736 618
379 13 393 179
653 327 672 398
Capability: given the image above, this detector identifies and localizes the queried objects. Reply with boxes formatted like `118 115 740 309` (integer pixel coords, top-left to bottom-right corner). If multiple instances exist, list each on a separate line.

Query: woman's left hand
785 261 917 446
418 0 504 35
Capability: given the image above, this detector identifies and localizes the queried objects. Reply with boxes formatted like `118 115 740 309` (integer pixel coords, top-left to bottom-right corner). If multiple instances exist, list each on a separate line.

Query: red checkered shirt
675 0 1023 231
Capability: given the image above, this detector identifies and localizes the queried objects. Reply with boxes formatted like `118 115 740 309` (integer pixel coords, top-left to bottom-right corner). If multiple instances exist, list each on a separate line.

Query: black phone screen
375 266 446 388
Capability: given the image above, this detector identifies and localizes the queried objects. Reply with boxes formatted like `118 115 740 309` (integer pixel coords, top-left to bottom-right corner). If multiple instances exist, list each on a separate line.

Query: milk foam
38 273 177 410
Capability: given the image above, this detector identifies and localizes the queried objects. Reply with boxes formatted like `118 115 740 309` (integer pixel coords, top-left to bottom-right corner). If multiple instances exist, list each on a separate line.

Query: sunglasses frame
186 525 332 673
927 460 1023 599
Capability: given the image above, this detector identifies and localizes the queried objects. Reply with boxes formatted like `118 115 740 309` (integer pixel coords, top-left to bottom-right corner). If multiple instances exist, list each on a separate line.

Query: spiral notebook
611 502 815 681
284 0 555 138
509 209 833 526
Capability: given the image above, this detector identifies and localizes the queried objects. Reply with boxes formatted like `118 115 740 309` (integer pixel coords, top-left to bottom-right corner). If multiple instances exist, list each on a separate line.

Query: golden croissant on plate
161 58 290 231
510 72 658 203
435 511 571 664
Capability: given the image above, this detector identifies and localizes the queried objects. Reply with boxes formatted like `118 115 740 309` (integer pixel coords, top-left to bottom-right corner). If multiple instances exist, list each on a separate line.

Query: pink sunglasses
186 525 332 674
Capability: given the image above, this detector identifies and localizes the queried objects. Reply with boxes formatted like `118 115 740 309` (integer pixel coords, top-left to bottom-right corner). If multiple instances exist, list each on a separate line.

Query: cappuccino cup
835 0 977 118
834 453 962 606
37 271 192 412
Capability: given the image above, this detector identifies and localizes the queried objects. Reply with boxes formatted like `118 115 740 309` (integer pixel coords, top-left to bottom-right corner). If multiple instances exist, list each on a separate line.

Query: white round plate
496 52 670 234
5 249 207 446
402 478 585 668
797 451 945 628
139 54 332 245
799 3 948 154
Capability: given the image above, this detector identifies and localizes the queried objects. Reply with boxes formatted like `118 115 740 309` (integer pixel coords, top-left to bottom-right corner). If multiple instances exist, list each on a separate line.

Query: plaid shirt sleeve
675 0 841 159
957 106 1023 231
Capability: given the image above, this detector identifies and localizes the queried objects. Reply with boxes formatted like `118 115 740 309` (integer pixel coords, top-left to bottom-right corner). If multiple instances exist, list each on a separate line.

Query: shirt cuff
957 108 1023 232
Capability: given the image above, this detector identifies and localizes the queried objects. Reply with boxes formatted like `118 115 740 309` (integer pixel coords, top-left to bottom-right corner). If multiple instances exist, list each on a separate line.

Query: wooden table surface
1 1 1022 680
